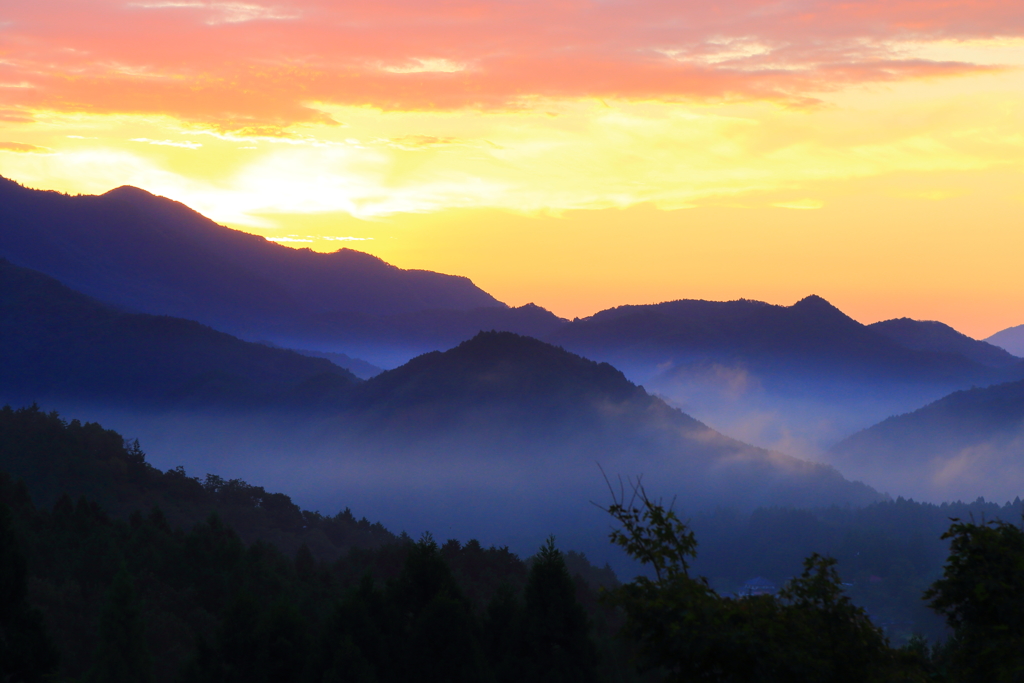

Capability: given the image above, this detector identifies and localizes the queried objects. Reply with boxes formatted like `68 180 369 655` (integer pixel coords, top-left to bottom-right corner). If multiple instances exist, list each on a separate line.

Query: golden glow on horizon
2 2 1023 338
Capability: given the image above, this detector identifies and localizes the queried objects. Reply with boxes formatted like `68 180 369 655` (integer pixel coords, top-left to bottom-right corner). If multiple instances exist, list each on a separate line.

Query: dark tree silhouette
601 478 904 683
521 537 599 683
85 564 153 683
0 504 60 683
925 517 1024 682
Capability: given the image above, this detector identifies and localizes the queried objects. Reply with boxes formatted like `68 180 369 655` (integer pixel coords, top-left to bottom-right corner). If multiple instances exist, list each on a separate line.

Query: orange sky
1 0 1023 337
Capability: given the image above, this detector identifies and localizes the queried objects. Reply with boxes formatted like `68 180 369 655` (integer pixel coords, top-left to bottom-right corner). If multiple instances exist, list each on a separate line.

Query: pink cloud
0 0 1018 127
0 141 48 152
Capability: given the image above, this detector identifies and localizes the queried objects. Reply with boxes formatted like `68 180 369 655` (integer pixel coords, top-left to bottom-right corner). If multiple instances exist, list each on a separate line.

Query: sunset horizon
4 3 1024 674
2 0 1023 337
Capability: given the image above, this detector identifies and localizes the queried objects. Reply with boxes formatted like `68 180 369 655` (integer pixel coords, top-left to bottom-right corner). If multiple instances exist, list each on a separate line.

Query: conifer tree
0 504 60 683
85 564 153 683
393 535 491 683
521 537 598 683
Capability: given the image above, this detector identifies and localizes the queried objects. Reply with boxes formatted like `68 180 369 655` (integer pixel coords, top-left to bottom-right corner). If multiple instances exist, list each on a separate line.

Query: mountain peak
102 185 158 201
870 317 1021 368
0 181 506 332
788 294 858 326
792 294 837 310
359 330 646 411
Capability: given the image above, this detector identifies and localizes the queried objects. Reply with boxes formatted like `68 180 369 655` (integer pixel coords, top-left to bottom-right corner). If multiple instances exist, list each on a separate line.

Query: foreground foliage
925 518 1024 682
602 479 906 682
602 478 1024 682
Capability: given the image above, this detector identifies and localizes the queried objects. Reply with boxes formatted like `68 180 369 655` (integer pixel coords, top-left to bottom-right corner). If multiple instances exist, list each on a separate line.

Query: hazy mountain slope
0 259 357 407
0 404 394 558
330 331 883 510
276 302 569 368
293 349 384 380
869 318 1020 368
829 379 1024 503
543 295 1019 456
987 324 1024 357
0 259 876 516
0 278 883 571
0 177 501 337
549 295 995 382
350 330 660 429
255 342 384 379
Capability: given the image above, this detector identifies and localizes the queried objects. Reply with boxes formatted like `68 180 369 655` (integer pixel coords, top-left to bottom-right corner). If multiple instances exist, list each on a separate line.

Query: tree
520 537 599 683
925 517 1024 682
483 583 523 683
601 477 902 683
391 534 491 683
776 554 895 683
0 504 60 683
84 564 153 683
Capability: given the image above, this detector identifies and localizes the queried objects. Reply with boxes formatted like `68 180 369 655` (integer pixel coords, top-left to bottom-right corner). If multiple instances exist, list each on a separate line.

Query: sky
1 0 1023 337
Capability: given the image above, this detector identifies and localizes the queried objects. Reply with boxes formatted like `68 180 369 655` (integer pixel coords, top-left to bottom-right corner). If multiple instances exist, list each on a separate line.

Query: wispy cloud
0 0 1018 128
773 199 824 209
131 138 203 149
0 141 49 153
0 109 34 123
380 58 467 74
386 135 464 150
127 1 299 24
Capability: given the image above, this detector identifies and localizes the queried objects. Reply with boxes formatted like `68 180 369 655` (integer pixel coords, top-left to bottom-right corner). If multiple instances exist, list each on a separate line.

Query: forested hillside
0 406 629 683
3 405 1022 682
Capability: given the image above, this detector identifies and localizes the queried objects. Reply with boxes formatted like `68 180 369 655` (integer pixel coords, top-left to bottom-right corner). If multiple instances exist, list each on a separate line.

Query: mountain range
830 377 1024 503
3 176 1023 510
549 296 1014 383
0 255 900 574
3 177 1018 381
544 297 1021 456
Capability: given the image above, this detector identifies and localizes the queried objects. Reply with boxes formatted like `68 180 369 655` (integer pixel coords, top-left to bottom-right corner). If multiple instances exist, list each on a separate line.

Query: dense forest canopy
1 405 1022 682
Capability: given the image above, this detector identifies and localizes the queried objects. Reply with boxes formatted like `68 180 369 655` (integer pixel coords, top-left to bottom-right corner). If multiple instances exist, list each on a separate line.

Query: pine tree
0 504 60 683
85 564 153 683
521 537 598 683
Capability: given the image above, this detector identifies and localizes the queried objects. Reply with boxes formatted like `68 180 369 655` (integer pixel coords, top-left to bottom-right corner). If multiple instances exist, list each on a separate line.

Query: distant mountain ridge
277 301 569 367
0 177 505 338
987 324 1024 357
828 377 1024 502
833 378 1024 458
543 295 1024 457
548 295 1002 383
0 258 357 407
4 177 1010 384
868 318 1020 369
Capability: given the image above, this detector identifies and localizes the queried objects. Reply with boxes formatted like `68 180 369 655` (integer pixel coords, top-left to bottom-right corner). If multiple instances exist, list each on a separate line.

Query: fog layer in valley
28 400 876 578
